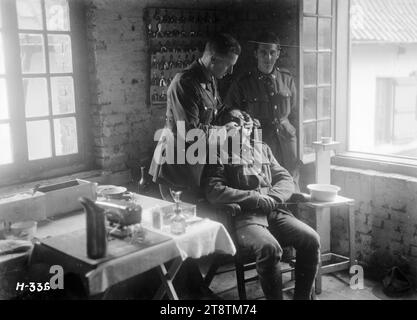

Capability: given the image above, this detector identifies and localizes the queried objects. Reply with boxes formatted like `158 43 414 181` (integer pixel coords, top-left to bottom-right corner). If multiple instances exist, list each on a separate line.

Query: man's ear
210 55 216 65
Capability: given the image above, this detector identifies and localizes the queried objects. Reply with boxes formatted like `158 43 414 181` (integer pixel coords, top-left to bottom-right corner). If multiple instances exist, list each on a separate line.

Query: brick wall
330 167 417 281
84 0 298 179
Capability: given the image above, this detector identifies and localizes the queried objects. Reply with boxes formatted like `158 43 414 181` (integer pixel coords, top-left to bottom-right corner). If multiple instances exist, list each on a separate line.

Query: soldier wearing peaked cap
225 31 302 190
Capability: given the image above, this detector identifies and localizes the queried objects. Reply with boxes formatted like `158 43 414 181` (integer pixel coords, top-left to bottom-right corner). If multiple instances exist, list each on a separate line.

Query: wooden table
31 194 236 299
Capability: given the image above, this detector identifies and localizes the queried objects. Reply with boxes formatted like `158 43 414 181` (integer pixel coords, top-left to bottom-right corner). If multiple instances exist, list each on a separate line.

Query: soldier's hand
257 194 277 214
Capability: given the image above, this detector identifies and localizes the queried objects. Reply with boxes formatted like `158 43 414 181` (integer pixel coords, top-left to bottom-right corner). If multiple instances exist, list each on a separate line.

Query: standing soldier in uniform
148 33 241 299
225 31 302 189
149 33 241 194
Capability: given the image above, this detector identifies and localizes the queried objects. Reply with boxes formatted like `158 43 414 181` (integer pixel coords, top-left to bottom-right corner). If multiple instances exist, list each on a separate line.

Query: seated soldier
201 109 320 300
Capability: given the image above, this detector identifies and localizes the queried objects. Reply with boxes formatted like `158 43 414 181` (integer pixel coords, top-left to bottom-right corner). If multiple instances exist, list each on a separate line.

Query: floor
202 260 417 300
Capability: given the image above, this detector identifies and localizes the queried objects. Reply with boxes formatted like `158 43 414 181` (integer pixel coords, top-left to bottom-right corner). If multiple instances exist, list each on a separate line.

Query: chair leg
235 257 247 300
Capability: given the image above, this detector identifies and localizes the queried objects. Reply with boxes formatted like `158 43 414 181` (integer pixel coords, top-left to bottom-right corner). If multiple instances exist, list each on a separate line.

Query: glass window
318 53 331 84
17 0 43 30
0 79 8 120
48 34 73 73
0 0 83 179
301 0 334 159
23 78 49 118
51 76 75 115
317 87 331 119
19 33 46 74
304 0 317 14
45 0 70 31
303 17 317 50
319 0 332 15
304 88 317 121
304 53 317 86
26 120 52 160
54 117 78 156
349 0 417 160
318 18 332 49
0 35 4 74
0 124 13 165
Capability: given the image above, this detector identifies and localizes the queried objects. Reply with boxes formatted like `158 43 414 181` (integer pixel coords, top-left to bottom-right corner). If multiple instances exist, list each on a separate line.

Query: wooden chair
202 195 310 300
159 183 310 300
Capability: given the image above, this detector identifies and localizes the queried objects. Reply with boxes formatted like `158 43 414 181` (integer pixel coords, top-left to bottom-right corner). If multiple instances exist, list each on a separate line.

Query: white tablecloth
158 218 236 260
36 219 236 295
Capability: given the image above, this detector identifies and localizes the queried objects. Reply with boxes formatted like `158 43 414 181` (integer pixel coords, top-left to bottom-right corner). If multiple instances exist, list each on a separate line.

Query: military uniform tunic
225 67 300 180
149 60 226 190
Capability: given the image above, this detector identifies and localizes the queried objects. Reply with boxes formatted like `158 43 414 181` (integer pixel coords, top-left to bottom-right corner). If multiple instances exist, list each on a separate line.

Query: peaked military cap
248 31 281 49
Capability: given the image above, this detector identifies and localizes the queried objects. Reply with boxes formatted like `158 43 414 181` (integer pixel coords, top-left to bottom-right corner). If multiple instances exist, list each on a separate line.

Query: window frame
299 0 337 164
0 0 93 187
332 0 417 178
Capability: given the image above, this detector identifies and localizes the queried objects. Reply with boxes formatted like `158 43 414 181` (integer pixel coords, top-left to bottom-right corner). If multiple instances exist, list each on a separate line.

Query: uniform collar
186 59 213 84
255 67 279 81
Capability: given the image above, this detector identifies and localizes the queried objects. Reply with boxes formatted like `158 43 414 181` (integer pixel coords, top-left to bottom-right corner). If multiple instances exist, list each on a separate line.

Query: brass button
274 105 278 110
270 92 274 96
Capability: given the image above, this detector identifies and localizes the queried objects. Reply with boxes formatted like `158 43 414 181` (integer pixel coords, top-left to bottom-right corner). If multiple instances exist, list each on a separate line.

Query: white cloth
85 219 235 295
160 218 236 260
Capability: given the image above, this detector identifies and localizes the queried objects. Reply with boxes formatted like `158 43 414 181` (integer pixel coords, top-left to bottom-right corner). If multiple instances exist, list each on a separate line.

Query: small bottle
151 206 163 230
138 166 147 194
170 206 186 235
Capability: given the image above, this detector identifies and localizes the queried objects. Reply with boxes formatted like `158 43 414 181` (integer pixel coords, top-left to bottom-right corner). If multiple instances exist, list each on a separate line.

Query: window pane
51 76 75 115
303 17 317 50
45 0 70 31
0 35 4 74
0 79 8 120
318 119 331 139
304 0 317 14
318 52 331 84
0 124 13 165
349 1 417 159
392 84 417 143
26 120 52 160
318 18 332 49
54 117 78 156
20 34 45 73
318 0 332 15
304 53 317 86
17 0 44 30
23 78 49 118
48 35 72 73
304 88 316 121
303 122 317 155
318 87 331 119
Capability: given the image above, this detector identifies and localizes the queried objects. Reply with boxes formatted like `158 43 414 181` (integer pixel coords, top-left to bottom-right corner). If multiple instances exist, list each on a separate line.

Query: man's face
255 43 280 74
211 53 239 79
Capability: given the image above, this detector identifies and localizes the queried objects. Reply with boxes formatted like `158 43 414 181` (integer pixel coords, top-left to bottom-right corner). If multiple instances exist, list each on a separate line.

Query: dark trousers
235 210 320 300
